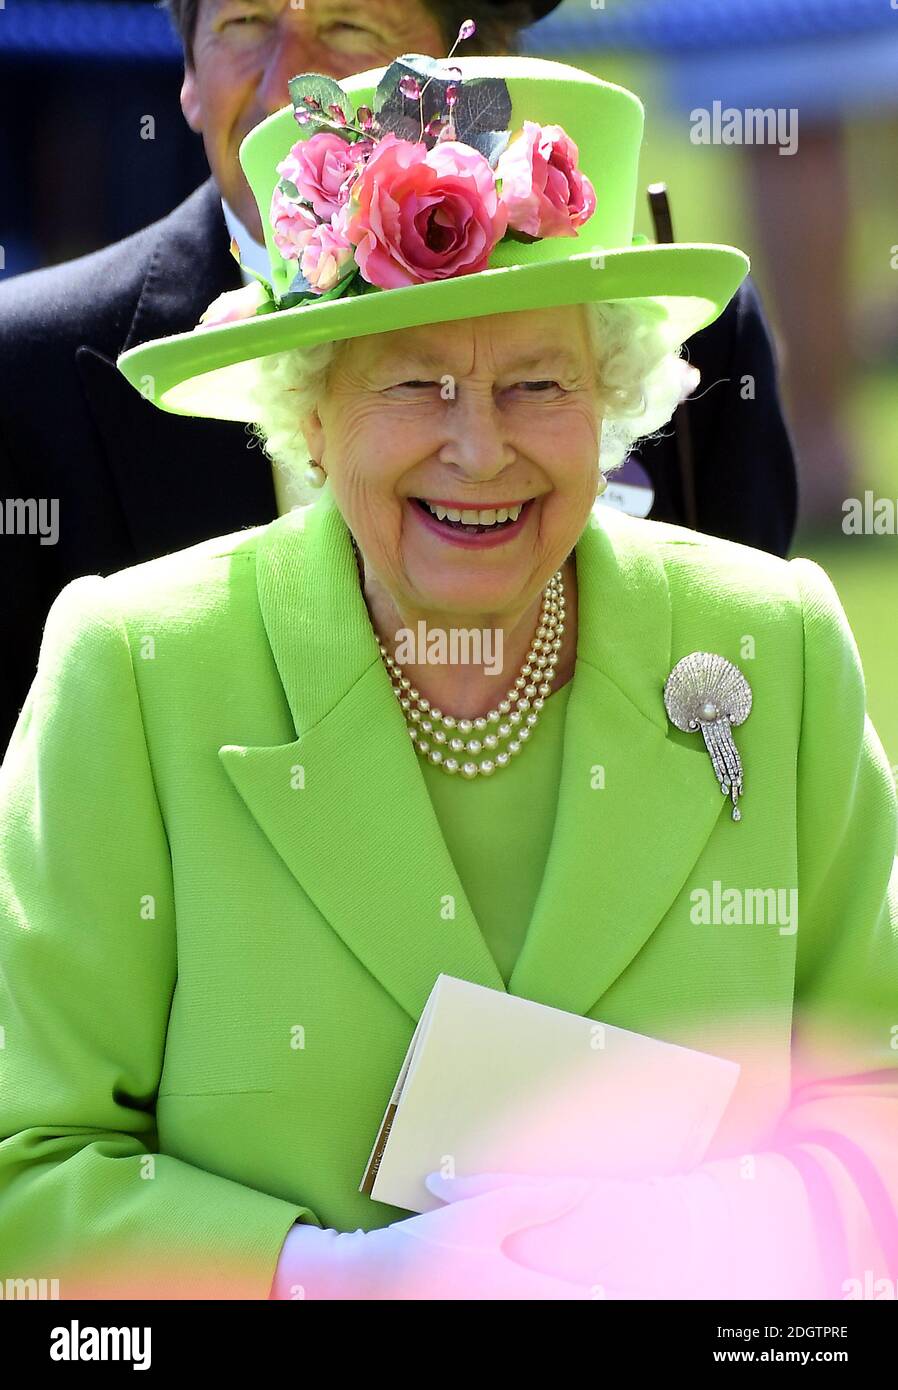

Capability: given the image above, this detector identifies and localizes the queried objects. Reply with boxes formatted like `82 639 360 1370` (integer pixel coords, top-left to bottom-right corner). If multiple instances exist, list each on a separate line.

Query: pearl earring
595 471 608 498
304 460 326 489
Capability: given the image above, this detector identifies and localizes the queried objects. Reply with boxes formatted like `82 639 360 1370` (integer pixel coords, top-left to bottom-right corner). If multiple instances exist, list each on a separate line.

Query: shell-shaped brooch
663 652 753 821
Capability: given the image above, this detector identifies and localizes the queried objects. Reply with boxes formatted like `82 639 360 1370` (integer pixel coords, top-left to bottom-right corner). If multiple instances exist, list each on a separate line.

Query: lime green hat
117 52 749 423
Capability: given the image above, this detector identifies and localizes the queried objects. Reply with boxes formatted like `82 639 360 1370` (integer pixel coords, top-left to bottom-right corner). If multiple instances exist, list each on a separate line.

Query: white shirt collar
220 197 272 284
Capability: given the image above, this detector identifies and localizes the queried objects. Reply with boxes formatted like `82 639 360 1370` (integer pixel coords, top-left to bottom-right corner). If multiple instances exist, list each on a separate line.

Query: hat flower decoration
117 38 749 420
199 18 598 328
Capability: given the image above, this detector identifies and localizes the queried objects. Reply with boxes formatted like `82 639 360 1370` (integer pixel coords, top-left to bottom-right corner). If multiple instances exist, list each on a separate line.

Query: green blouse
419 679 574 984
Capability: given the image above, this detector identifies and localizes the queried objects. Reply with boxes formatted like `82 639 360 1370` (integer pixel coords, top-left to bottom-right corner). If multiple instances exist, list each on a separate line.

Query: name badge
596 454 654 518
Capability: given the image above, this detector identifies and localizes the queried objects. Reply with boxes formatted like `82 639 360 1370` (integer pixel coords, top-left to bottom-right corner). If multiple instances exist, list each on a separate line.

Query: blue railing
0 0 893 63
535 0 897 53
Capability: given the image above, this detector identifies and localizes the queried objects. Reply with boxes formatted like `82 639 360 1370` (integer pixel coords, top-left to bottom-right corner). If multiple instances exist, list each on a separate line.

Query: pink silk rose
344 132 508 289
277 133 373 221
301 207 356 292
496 121 596 238
269 186 318 261
197 280 270 329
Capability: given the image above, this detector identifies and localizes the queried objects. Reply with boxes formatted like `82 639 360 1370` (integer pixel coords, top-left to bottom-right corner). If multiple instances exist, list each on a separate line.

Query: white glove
269 1178 593 1300
425 1169 698 1299
425 1160 829 1300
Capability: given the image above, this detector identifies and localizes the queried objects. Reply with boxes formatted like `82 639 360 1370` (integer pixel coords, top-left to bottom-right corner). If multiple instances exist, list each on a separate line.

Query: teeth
421 500 526 526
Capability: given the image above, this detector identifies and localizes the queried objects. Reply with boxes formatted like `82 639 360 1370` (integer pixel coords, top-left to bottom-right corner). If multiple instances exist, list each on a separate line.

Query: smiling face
181 0 448 238
302 304 603 626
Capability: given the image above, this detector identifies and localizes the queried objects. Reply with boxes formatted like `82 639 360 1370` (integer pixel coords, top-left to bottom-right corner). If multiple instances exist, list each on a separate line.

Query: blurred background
1 0 897 762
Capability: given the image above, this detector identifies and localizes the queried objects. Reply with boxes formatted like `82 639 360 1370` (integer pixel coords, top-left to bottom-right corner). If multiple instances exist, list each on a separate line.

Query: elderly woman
1 44 896 1302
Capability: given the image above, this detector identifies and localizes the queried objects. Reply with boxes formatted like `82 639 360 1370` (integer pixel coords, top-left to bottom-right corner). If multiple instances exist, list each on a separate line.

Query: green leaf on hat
288 72 353 141
239 264 276 298
453 79 512 143
374 53 441 110
277 177 302 201
321 267 362 300
277 262 362 311
285 266 314 296
288 71 347 112
375 55 452 144
464 129 511 168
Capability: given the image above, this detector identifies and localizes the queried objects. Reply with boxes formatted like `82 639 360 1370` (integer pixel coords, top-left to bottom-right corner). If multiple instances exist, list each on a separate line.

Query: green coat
1 490 896 1298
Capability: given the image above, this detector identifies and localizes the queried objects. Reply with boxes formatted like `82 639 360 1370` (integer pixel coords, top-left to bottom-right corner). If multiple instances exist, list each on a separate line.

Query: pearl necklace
375 566 566 779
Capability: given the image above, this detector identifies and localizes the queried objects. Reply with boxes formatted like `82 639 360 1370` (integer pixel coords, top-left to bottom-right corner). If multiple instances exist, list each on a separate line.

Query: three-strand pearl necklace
375 567 566 779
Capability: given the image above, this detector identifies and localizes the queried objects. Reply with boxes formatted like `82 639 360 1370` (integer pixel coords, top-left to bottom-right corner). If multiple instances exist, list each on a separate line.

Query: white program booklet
361 974 740 1213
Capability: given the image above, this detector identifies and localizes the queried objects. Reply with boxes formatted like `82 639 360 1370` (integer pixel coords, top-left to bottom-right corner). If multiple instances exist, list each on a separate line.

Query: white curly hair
248 300 695 507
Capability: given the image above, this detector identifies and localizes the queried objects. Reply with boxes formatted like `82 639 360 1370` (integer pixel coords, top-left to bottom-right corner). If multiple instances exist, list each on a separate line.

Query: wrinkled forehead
341 303 593 372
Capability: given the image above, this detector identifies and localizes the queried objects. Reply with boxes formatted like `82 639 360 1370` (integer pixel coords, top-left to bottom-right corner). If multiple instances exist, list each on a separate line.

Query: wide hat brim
118 242 748 423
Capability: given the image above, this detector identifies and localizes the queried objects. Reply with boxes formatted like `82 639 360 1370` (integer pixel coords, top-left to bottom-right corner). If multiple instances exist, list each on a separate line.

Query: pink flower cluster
269 119 596 293
270 131 367 290
497 121 596 239
197 279 270 329
344 133 506 289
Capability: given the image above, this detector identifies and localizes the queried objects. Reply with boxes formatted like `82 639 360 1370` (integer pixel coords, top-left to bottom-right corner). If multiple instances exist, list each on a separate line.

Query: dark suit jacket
0 177 797 755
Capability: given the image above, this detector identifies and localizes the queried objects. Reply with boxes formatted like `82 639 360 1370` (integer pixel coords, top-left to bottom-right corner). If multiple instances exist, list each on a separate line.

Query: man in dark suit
0 0 796 756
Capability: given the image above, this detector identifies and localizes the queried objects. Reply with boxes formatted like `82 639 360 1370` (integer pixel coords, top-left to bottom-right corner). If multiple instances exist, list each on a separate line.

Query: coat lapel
508 511 730 1016
220 495 728 1024
119 179 240 353
219 492 506 1025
